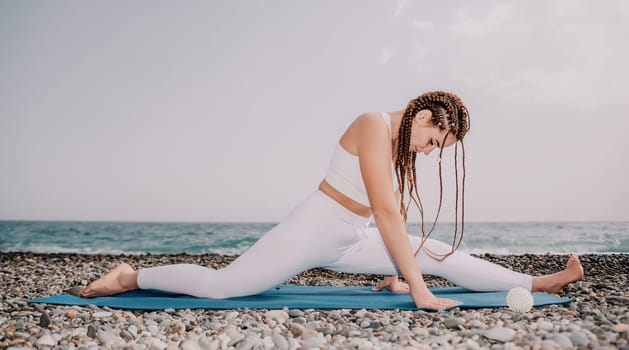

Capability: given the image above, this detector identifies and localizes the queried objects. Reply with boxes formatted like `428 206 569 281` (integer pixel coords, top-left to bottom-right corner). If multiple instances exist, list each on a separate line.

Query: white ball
506 287 534 313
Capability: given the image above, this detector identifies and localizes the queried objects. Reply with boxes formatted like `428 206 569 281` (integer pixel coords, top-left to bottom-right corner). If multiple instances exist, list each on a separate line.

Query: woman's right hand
411 287 461 310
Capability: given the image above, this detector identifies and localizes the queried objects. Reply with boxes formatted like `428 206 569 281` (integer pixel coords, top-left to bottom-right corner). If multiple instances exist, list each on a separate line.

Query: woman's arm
377 190 409 292
357 113 458 309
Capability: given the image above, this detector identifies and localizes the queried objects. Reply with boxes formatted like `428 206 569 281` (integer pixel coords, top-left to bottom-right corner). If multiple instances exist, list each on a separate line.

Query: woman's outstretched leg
78 216 317 299
78 191 370 299
326 228 583 293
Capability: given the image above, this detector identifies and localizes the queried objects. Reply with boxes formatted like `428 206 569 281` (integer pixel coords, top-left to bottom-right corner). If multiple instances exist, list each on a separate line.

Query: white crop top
324 112 398 207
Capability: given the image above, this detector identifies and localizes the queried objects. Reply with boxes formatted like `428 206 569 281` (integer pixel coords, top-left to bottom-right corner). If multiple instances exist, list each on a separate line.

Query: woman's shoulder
354 111 383 122
350 112 389 135
340 112 390 152
347 112 386 132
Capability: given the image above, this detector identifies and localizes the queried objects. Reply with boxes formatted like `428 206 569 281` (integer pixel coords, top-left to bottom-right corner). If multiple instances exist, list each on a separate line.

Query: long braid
394 91 470 261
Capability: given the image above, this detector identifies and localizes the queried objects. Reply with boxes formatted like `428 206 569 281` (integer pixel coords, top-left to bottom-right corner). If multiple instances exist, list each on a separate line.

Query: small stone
10 338 27 347
302 329 326 348
97 330 123 347
465 338 481 350
551 333 573 348
225 311 239 322
368 321 381 329
301 328 319 338
39 312 51 328
265 310 289 324
569 331 589 347
170 322 185 335
537 320 554 331
206 339 220 350
92 311 112 318
166 341 180 350
288 309 304 317
483 327 516 342
13 331 30 340
355 309 367 318
148 338 168 350
180 339 202 350
237 335 257 350
36 333 56 347
87 325 98 339
127 325 138 337
540 339 560 350
613 323 629 333
290 323 305 336
470 320 484 328
120 330 134 341
271 334 289 350
27 327 40 335
412 326 429 337
227 333 244 347
562 310 578 318
65 310 79 319
444 317 465 329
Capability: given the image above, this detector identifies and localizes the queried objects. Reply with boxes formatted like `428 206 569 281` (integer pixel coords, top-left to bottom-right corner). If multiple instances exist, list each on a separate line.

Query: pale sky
1 0 628 223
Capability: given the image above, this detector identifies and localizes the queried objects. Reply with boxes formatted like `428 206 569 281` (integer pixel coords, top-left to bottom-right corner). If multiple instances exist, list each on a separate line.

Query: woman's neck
388 110 404 161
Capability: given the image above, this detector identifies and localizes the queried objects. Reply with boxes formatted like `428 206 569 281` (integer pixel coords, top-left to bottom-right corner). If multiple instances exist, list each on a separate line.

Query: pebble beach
1 252 627 350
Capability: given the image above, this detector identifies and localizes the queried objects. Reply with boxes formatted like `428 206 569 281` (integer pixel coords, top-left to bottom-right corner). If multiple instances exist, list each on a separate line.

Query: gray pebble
292 316 306 325
290 323 304 336
13 331 30 340
465 338 481 350
36 332 56 347
227 333 244 347
87 325 97 339
96 329 124 347
483 327 516 342
271 333 289 350
569 331 589 347
38 312 51 328
469 320 484 328
540 339 561 350
166 341 180 350
180 339 202 350
237 335 257 350
288 309 304 317
225 311 238 322
444 317 465 329
537 320 555 331
146 338 167 350
551 333 573 348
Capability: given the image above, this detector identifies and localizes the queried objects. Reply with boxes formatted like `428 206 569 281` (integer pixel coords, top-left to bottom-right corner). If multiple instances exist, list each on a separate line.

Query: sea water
0 221 626 255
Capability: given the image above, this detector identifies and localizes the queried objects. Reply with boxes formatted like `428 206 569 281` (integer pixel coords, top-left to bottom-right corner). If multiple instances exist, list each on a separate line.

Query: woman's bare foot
79 263 138 298
532 255 584 294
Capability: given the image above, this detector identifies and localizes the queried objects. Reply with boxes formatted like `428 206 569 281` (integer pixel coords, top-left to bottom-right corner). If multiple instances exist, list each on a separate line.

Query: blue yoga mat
30 285 572 310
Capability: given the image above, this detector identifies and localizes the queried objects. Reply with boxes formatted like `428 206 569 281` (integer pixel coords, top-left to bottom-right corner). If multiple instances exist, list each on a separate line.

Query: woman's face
410 110 457 155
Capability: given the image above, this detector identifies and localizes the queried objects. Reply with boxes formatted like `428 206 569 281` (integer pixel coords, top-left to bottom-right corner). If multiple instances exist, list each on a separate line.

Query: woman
77 91 583 309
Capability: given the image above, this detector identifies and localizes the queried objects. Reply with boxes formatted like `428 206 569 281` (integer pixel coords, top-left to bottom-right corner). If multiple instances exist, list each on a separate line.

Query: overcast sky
1 0 628 223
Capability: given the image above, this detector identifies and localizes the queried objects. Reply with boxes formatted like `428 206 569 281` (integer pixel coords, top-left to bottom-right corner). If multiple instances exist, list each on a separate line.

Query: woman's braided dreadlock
394 91 470 261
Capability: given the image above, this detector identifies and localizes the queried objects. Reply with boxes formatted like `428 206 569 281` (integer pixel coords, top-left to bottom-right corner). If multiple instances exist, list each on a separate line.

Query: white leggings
137 191 532 298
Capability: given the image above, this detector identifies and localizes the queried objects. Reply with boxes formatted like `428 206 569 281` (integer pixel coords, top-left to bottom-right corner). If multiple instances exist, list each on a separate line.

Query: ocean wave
1 221 627 255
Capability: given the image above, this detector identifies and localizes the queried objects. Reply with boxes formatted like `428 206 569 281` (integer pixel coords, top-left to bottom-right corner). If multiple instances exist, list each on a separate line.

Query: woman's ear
414 109 433 125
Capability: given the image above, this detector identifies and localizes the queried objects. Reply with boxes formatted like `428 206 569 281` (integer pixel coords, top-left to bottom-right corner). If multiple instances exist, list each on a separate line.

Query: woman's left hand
375 275 409 293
